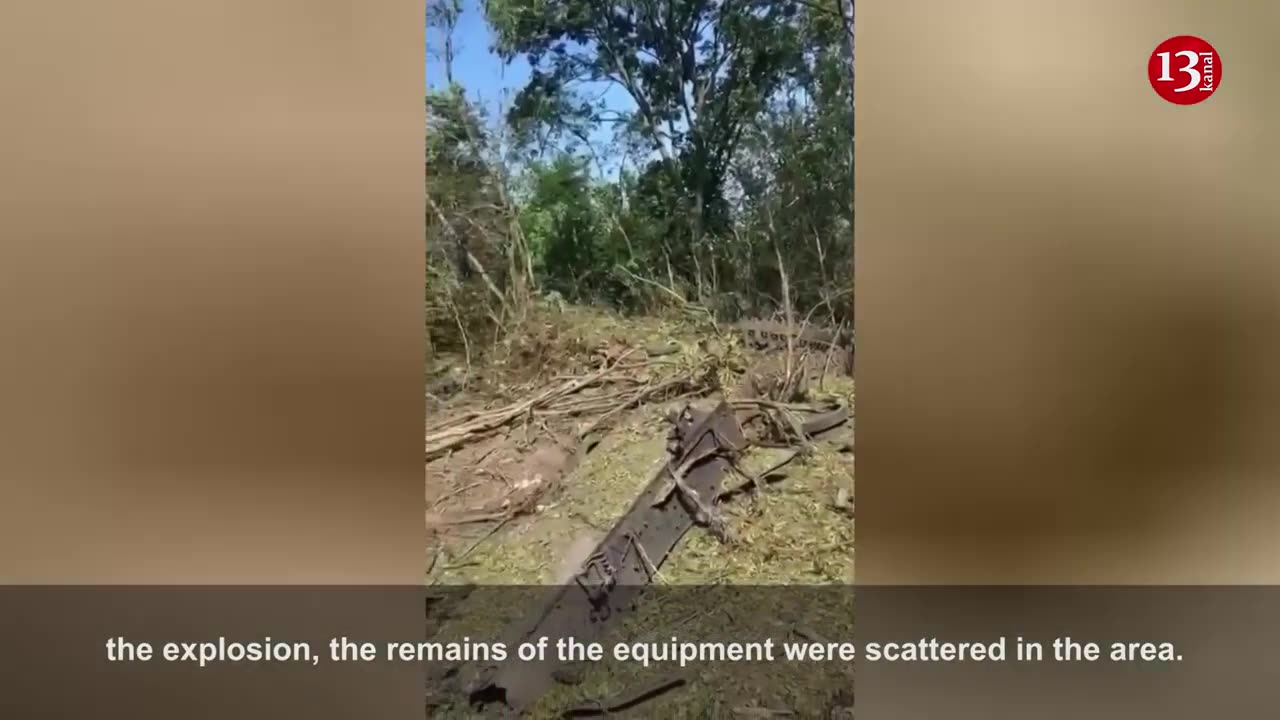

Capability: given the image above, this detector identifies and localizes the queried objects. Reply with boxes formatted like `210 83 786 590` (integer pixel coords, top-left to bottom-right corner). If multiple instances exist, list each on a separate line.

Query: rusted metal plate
467 401 746 714
733 319 851 352
733 319 853 376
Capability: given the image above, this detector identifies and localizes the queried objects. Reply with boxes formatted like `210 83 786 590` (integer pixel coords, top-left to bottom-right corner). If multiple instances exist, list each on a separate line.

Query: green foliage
485 1 811 259
519 157 600 296
428 0 853 351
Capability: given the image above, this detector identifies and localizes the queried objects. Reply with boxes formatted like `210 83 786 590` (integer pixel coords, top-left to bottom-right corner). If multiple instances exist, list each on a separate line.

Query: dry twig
425 348 638 459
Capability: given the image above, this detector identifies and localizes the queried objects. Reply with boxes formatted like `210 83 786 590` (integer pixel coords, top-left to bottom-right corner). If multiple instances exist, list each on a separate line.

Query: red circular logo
1148 36 1221 105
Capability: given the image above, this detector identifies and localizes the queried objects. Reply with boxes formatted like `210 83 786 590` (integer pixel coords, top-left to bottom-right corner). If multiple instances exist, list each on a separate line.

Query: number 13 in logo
1149 35 1221 105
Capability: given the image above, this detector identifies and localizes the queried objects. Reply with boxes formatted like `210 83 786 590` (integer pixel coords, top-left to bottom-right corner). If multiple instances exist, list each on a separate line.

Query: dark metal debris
467 400 745 713
463 398 850 716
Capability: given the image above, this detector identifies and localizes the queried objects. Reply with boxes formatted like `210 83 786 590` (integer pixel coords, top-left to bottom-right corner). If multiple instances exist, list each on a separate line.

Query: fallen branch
447 515 514 566
424 349 639 459
719 449 802 500
576 376 706 439
427 193 510 318
427 481 483 510
561 675 688 718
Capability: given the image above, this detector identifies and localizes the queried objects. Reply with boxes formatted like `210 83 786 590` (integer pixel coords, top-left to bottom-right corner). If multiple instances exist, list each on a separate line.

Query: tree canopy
427 0 853 353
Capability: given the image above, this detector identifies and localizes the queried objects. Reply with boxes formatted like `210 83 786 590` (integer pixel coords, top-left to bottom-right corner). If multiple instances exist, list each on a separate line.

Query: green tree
429 1 853 333
485 0 810 291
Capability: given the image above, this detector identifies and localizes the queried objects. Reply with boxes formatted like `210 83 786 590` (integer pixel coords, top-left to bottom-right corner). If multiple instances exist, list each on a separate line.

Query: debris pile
424 313 854 717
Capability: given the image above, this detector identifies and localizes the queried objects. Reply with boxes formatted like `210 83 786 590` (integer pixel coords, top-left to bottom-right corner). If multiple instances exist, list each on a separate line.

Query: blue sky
425 1 529 106
425 0 636 179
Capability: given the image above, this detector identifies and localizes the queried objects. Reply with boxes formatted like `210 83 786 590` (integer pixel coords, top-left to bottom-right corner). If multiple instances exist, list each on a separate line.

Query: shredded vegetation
425 306 853 718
